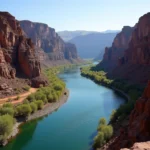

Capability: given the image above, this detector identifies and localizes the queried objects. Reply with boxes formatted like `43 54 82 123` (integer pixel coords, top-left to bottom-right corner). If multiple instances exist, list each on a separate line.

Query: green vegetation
0 67 66 144
23 85 30 91
15 104 32 117
81 65 144 149
81 66 144 123
35 100 44 110
0 115 15 142
93 118 113 149
30 102 37 113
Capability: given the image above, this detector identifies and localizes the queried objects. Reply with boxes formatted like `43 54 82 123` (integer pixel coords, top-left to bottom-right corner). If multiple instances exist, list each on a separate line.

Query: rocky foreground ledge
3 89 69 146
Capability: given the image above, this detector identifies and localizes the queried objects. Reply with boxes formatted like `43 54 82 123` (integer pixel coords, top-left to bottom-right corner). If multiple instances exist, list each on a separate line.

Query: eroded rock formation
110 13 150 84
97 26 134 71
107 81 150 150
19 20 79 64
0 12 47 87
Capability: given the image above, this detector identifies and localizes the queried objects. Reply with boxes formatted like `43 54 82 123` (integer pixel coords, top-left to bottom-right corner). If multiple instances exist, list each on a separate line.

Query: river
0 66 125 150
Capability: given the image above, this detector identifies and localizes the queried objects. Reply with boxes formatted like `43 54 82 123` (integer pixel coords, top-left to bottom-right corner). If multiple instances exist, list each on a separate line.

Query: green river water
0 66 125 150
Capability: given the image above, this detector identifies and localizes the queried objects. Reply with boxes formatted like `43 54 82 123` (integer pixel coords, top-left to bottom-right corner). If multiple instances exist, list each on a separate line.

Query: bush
27 94 35 102
47 94 54 102
35 100 44 110
34 92 48 104
99 118 106 125
0 115 14 142
30 102 37 113
93 117 113 149
0 107 14 116
102 125 113 140
93 132 105 148
23 99 29 104
54 84 63 91
23 85 30 91
3 103 13 108
15 104 32 117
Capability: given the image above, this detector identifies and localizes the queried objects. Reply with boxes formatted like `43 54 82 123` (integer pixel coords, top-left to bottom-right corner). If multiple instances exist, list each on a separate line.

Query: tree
35 100 44 110
30 102 37 113
93 132 105 148
99 118 106 125
15 104 32 117
0 107 14 116
102 125 113 140
0 115 14 142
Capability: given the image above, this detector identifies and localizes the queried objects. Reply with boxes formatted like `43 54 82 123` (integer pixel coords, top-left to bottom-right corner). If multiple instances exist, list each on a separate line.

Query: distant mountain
58 30 98 41
68 32 118 58
58 30 120 42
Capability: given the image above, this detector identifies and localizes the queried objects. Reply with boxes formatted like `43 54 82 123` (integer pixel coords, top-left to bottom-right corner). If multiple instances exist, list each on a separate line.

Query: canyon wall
107 81 150 149
0 12 47 88
97 26 134 71
20 20 80 65
110 13 150 84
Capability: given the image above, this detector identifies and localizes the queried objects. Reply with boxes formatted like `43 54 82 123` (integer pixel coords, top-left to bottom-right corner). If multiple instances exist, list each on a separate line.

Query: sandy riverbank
3 89 69 146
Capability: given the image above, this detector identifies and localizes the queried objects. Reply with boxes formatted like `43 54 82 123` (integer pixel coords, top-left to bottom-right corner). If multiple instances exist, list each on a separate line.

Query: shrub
102 125 113 140
47 94 54 102
0 107 14 116
23 99 29 104
99 118 106 125
0 115 14 142
3 103 13 108
15 104 32 117
30 102 37 113
93 132 105 148
23 85 30 91
93 117 113 149
27 94 35 102
34 92 47 103
54 84 63 91
35 100 44 110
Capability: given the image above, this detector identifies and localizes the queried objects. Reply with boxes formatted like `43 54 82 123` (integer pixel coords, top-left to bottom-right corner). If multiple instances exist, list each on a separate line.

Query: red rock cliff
0 12 47 87
111 13 150 84
107 81 150 150
97 26 133 71
19 20 79 62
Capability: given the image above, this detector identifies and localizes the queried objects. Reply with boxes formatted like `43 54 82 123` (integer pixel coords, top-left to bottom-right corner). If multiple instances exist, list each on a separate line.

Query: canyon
20 20 82 66
97 26 134 71
95 12 150 149
0 12 47 98
110 13 150 85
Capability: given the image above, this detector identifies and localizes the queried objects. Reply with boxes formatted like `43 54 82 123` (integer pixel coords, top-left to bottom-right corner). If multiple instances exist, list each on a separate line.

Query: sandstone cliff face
19 20 79 63
107 81 150 150
0 12 47 87
111 13 150 84
97 26 133 71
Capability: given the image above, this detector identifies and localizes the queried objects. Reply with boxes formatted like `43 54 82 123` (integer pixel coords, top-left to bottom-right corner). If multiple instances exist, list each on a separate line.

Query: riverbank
81 73 130 102
80 66 144 149
3 89 69 146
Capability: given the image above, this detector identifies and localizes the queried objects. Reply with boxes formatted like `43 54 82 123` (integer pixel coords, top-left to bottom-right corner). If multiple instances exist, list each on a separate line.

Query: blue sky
0 0 150 31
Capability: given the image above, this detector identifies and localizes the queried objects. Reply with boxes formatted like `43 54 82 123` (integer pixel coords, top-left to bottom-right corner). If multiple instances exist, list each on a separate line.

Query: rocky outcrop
97 26 134 71
121 141 150 150
19 20 79 63
0 12 47 87
107 81 150 150
110 13 150 84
